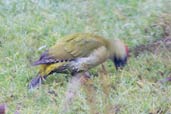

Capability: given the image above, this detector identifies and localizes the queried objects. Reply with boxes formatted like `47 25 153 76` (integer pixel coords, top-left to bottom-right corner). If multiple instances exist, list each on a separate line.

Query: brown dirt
131 37 171 57
132 12 171 57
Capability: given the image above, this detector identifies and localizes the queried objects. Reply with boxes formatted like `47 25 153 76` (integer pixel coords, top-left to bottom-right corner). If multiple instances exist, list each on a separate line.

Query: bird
28 33 128 89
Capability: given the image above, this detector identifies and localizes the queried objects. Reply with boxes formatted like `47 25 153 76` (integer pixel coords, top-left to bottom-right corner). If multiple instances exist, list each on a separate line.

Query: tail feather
32 60 43 66
28 74 47 89
32 58 63 66
29 62 66 89
32 59 57 66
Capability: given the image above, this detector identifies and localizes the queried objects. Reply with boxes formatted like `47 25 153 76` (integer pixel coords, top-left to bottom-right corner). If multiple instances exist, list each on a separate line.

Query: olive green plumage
38 33 108 61
29 33 128 89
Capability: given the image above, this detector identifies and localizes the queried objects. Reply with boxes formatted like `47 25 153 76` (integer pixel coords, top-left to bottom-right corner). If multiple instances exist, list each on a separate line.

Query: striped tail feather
32 58 59 66
28 74 47 89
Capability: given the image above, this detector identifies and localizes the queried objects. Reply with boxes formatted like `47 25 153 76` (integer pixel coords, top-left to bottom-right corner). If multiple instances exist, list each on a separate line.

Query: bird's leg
101 63 108 75
98 64 112 114
98 63 110 95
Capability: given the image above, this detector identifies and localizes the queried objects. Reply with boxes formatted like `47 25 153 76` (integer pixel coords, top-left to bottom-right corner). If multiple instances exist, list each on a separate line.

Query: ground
0 0 171 114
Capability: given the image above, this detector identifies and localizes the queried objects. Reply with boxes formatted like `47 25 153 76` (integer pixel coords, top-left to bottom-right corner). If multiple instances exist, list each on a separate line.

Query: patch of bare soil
132 37 171 57
131 37 171 84
132 12 171 57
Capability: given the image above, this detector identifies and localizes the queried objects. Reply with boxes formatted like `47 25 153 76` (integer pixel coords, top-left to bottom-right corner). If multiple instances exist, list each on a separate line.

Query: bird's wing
33 34 107 65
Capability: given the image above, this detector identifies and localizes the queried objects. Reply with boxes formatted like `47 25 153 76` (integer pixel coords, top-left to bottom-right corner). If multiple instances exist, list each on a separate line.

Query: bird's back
33 33 110 75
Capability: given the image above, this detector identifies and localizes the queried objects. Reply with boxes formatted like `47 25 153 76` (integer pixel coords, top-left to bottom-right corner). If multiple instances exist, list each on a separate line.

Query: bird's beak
113 56 127 70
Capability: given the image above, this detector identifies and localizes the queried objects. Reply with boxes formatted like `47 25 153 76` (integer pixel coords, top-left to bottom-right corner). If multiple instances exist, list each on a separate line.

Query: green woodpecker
29 33 128 89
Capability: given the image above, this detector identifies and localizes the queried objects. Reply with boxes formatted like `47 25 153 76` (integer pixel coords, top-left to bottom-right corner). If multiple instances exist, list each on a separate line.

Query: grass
0 0 171 113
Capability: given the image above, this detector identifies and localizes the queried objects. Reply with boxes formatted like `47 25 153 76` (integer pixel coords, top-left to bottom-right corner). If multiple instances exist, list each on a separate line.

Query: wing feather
33 33 108 65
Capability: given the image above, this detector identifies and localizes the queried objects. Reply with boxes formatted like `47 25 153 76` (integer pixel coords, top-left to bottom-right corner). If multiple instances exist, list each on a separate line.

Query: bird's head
109 39 129 69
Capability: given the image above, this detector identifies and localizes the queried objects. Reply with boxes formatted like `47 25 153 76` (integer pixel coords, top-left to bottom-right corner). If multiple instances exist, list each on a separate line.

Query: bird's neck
107 39 126 59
